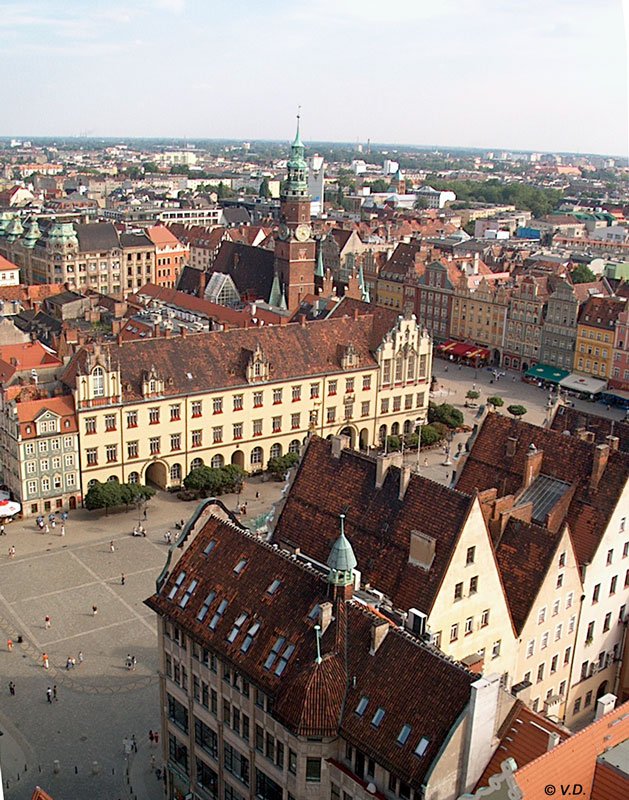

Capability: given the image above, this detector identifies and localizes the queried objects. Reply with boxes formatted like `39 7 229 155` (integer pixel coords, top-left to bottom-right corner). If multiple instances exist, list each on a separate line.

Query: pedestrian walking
143 508 147 519
126 654 132 670
51 519 56 529
0 524 4 535
44 615 51 629
153 732 159 746
78 650 84 665
149 730 154 745
110 540 115 552
92 605 98 616
423 456 428 467
7 638 13 651
121 573 125 586
53 685 58 701
8 545 15 558
9 681 15 695
150 754 156 770
132 734 137 753
131 655 137 670
44 523 50 534
255 490 260 499
60 524 65 537
46 686 52 703
42 652 49 669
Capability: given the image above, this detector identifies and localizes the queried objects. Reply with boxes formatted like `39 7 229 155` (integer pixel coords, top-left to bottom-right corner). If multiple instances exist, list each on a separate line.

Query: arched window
270 443 282 460
170 464 182 481
107 475 119 483
128 471 140 484
288 439 300 454
92 366 104 397
210 454 224 469
250 446 263 466
190 457 203 471
88 479 98 488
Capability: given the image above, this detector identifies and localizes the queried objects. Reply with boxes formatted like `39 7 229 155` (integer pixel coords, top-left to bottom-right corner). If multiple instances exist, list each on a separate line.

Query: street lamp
415 415 426 474
442 431 454 466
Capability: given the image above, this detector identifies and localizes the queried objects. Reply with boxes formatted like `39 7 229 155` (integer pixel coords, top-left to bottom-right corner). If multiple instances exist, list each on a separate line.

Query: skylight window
266 579 281 595
397 724 412 746
167 571 186 599
227 612 248 643
355 697 369 716
209 599 228 630
414 737 430 757
371 708 385 728
196 591 216 622
241 621 261 653
203 539 217 555
234 558 248 575
264 636 297 674
179 579 198 608
308 603 321 620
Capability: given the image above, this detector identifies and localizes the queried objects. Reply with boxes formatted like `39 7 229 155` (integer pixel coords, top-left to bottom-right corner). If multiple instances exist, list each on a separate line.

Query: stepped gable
61 314 380 400
494 518 564 635
273 437 474 614
145 511 476 788
457 413 629 567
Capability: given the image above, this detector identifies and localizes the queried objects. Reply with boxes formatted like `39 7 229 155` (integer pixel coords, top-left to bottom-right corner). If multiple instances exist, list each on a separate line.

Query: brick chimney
589 443 610 492
605 435 620 452
460 675 501 793
399 465 412 500
319 602 333 634
375 451 403 489
506 436 518 458
331 435 350 458
523 445 543 489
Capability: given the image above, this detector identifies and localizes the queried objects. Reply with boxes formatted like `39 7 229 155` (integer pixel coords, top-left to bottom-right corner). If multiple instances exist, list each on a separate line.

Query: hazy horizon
1 0 628 157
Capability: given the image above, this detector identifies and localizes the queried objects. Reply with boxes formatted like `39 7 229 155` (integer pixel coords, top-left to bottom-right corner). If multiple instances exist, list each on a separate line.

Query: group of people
36 512 68 535
125 654 137 670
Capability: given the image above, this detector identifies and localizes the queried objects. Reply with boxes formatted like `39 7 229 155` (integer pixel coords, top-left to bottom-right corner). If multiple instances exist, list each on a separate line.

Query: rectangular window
466 546 475 565
253 419 263 436
233 422 243 440
310 383 320 399
464 617 473 635
224 743 249 786
292 385 301 402
273 389 283 404
149 437 160 455
171 403 182 420
603 612 612 632
213 397 223 414
361 401 370 417
469 576 478 595
86 448 97 466
328 380 337 396
104 414 116 432
362 374 371 391
126 410 138 428
454 582 463 601
346 378 355 393
105 444 117 463
481 609 490 627
272 416 282 433
380 398 389 414
149 407 160 424
404 394 413 410
288 749 297 775
171 433 181 450
492 640 501 659
327 407 336 424
393 396 401 412
253 391 263 408
610 575 617 595
566 592 573 609
85 417 96 434
212 426 222 444
233 394 243 411
190 401 201 418
538 607 546 625
305 758 321 783
450 623 458 642
291 412 300 429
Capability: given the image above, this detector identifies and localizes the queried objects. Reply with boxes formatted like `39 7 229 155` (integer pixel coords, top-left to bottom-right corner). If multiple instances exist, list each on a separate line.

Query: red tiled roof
457 414 629 567
16 395 77 438
62 314 389 402
476 701 569 790
515 701 629 799
550 406 629 453
0 342 62 383
591 758 629 800
578 295 626 329
495 518 565 635
0 254 18 271
273 437 475 614
145 511 476 788
145 224 187 249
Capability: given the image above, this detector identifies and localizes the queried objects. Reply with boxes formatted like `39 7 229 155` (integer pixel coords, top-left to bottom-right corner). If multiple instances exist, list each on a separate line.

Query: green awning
524 364 570 384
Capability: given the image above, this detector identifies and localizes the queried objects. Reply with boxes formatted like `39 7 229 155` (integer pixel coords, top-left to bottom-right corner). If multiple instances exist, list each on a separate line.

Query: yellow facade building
61 314 432 493
450 278 509 363
575 296 626 380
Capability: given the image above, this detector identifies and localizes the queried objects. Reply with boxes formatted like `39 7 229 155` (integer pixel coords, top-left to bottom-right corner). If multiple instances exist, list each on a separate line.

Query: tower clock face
295 223 311 242
278 223 290 241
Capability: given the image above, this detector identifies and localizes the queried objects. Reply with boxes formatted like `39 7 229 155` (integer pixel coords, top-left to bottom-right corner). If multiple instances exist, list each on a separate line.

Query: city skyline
1 0 628 156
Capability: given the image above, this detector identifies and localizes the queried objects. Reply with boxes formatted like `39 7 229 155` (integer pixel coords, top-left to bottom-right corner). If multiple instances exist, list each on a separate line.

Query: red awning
438 340 490 360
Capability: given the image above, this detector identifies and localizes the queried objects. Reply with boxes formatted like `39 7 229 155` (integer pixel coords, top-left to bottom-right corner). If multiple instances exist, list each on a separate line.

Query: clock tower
274 115 316 312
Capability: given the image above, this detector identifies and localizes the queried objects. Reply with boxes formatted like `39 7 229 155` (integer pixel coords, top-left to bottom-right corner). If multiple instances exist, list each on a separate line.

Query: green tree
413 196 429 210
428 402 464 429
570 264 596 284
259 178 271 198
367 179 390 193
183 465 245 495
84 481 154 513
466 390 480 401
267 452 300 479
386 435 402 452
507 404 528 419
487 395 504 411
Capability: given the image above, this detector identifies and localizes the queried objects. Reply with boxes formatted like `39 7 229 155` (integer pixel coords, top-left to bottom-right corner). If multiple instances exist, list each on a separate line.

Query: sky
1 0 628 155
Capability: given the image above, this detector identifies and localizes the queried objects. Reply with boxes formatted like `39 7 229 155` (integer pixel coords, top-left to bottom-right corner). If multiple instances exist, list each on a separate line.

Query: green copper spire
284 110 308 197
268 274 283 307
327 514 358 586
315 243 324 279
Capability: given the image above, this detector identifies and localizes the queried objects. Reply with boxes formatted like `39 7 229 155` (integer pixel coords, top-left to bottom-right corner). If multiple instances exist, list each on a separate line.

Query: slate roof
456 414 629 567
222 207 252 226
272 437 475 614
212 240 275 301
145 512 476 789
61 315 386 402
379 242 422 280
494 518 564 635
119 231 153 249
74 222 119 253
550 405 629 453
578 296 626 329
176 264 204 295
475 701 569 790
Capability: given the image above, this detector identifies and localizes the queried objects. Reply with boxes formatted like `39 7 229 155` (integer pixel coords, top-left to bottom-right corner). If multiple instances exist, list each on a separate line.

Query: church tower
274 115 316 312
